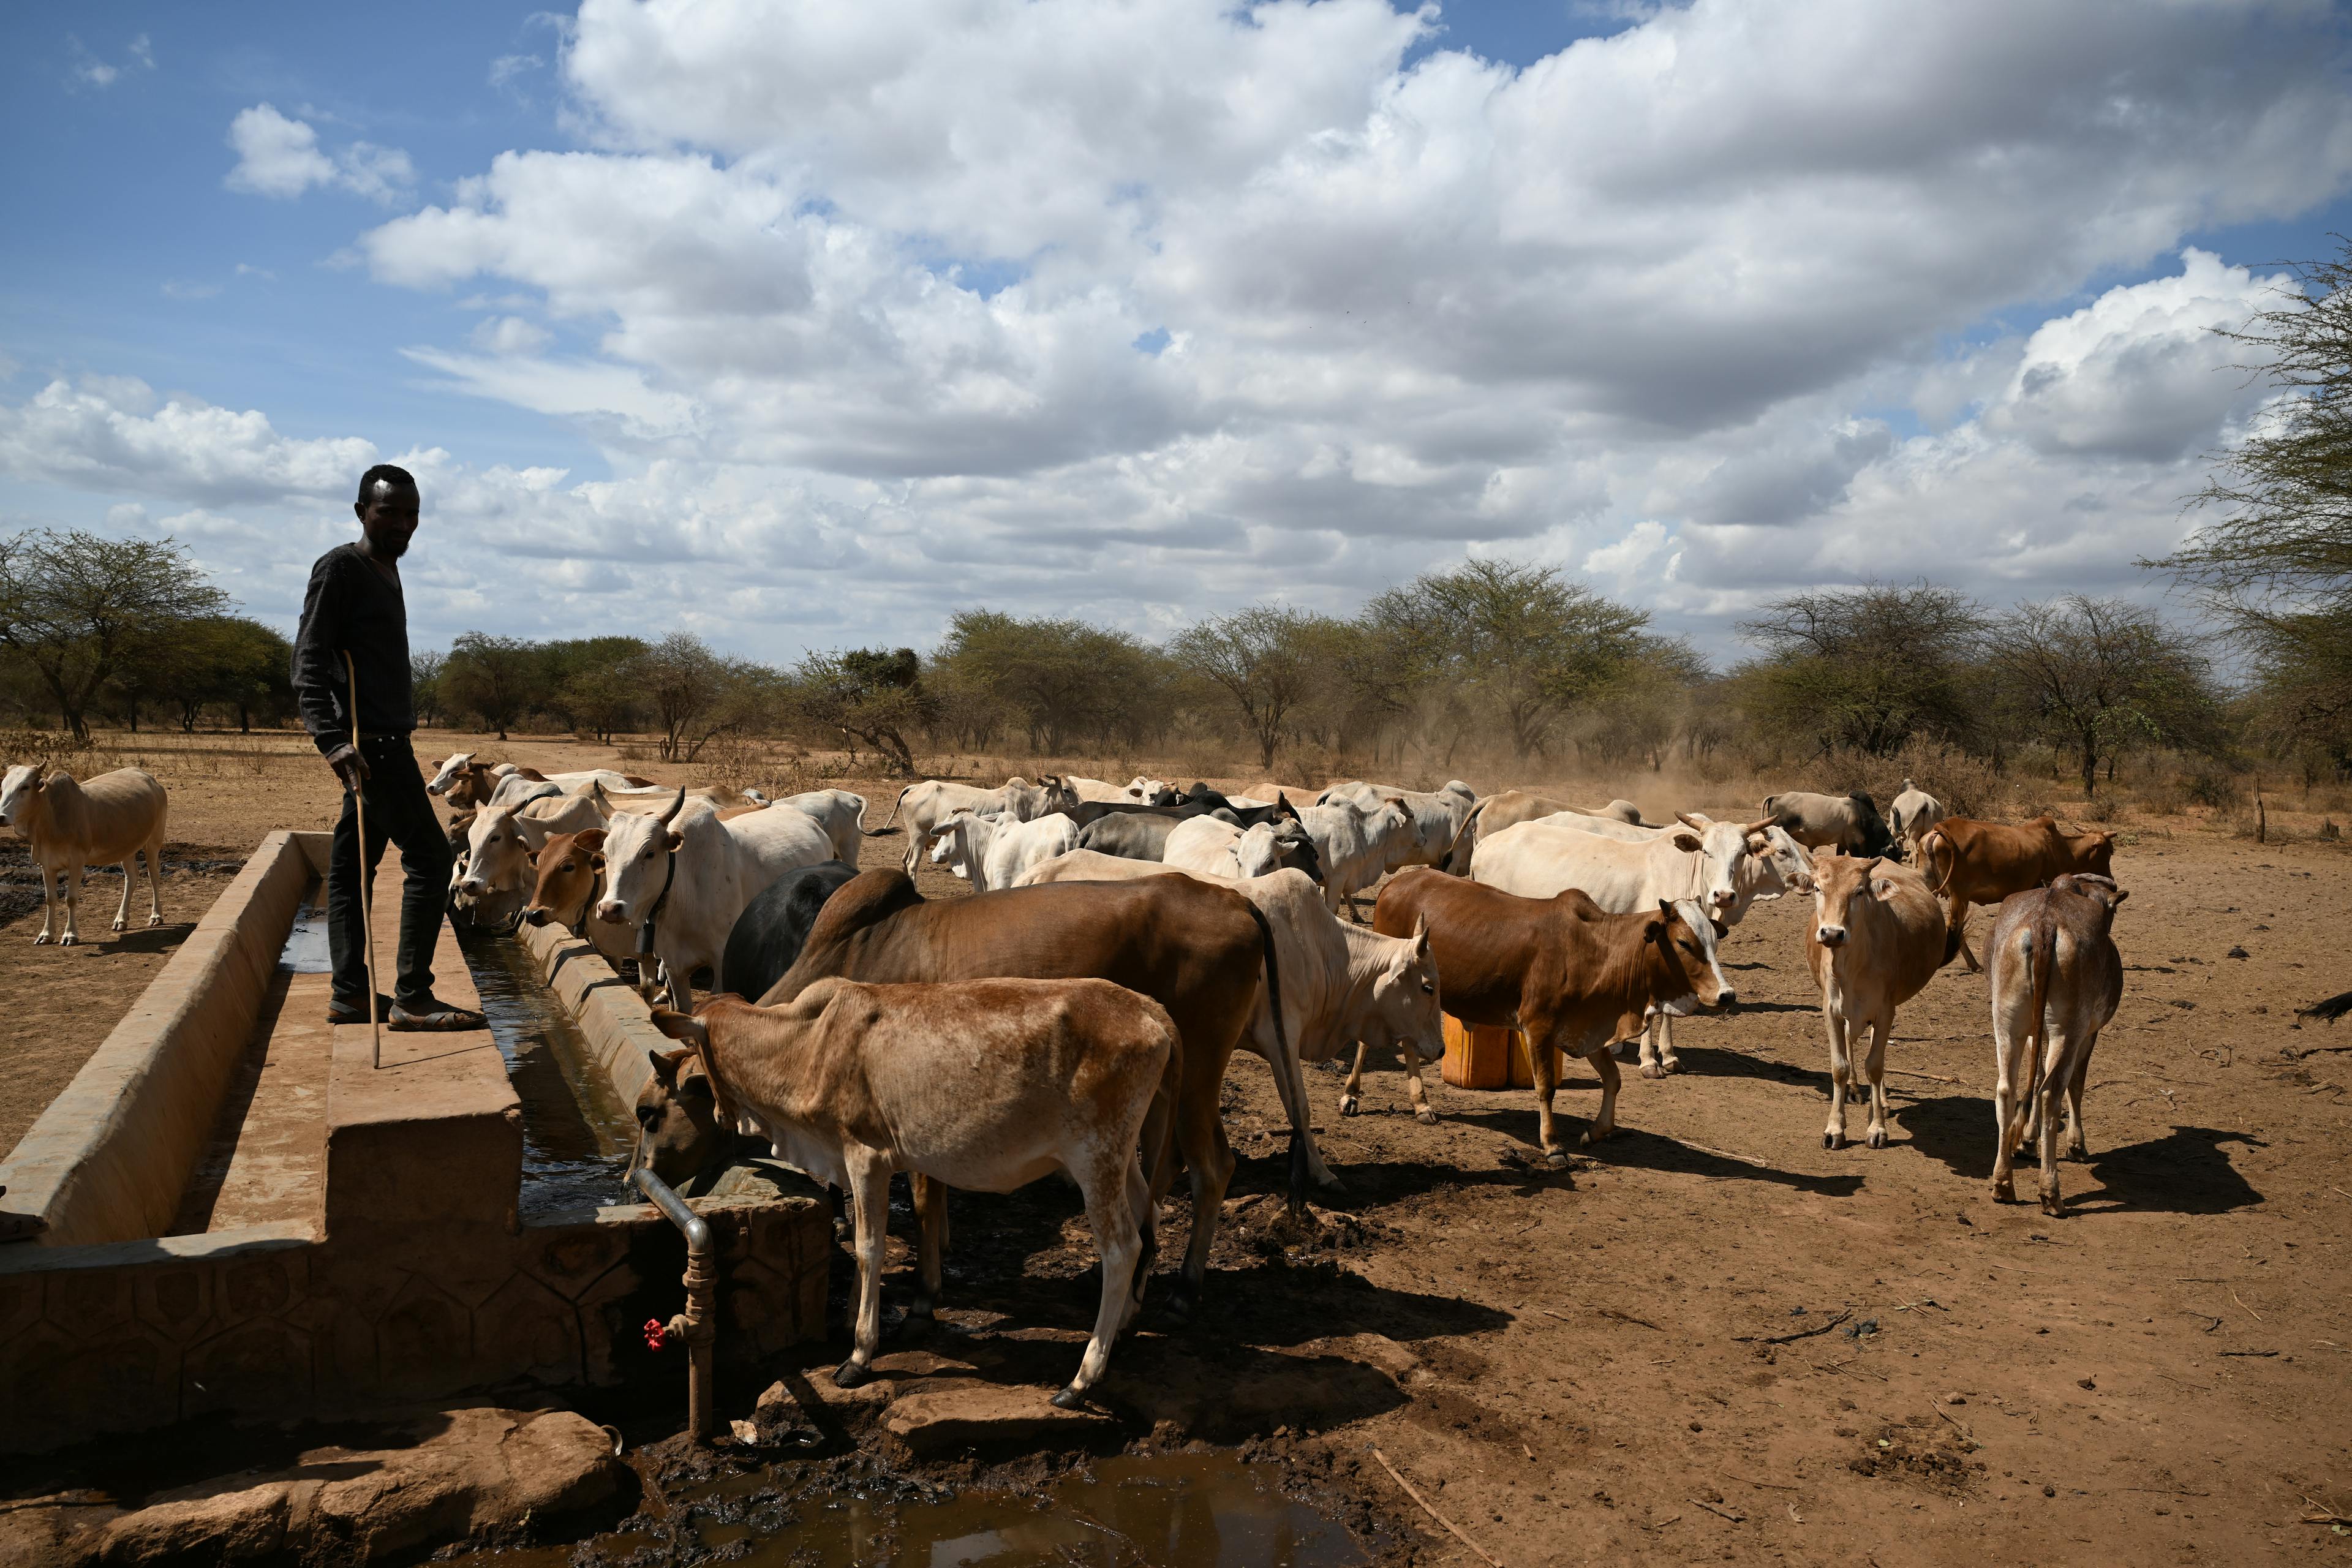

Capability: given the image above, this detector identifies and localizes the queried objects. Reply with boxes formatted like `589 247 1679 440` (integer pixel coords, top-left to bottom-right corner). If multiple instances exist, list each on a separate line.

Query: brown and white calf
1987 873 2127 1216
0 764 168 944
1805 853 1954 1150
1373 867 1733 1163
1916 816 2115 971
647 978 1179 1407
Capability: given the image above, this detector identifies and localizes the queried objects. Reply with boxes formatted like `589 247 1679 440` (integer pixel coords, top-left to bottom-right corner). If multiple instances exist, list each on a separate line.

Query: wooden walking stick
343 652 383 1070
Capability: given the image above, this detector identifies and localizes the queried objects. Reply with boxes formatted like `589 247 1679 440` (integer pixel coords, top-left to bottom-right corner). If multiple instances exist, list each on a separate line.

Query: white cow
881 777 1055 875
594 790 834 1008
458 793 614 905
1889 778 1948 858
774 789 869 864
1319 780 1478 878
424 751 505 794
926 810 1080 892
1293 796 1417 919
1016 850 1444 1191
1472 816 1777 1076
1163 816 1317 881
0 764 168 944
1540 811 1815 902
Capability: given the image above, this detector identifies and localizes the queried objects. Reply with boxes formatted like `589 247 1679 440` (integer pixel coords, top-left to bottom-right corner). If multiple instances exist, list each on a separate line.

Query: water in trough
457 927 638 1222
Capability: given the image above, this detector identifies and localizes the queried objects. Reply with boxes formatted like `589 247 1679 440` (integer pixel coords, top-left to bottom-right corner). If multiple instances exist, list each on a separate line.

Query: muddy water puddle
459 1449 1368 1567
458 928 638 1222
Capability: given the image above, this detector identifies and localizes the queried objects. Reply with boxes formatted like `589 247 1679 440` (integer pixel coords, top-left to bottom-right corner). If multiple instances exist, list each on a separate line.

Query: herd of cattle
0 750 2127 1406
417 755 2126 1403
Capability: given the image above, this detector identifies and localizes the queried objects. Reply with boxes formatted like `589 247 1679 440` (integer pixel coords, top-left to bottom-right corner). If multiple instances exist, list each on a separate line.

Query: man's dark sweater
292 543 414 756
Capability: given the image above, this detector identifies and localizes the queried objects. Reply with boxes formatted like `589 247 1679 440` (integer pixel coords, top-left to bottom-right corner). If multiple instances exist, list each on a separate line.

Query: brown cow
1805 853 1953 1150
1372 867 1734 1164
649 978 1178 1406
635 868 1286 1316
1987 873 2127 1216
1917 816 2115 971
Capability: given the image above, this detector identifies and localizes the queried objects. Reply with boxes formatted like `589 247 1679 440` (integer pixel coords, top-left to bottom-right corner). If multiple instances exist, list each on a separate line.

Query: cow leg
58 862 82 946
1862 1016 1892 1150
2035 1032 2072 1218
1402 1051 1436 1124
1527 1022 1566 1166
1121 1151 1156 1330
2062 1030 2097 1159
1169 1043 1238 1319
32 866 57 943
1948 897 1980 971
141 843 165 927
832 1147 894 1388
908 1173 947 1319
1640 1012 1678 1079
1989 1009 2025 1204
1058 1157 1144 1408
1580 1046 1620 1148
110 861 134 933
1339 1041 1368 1117
1821 1006 1851 1150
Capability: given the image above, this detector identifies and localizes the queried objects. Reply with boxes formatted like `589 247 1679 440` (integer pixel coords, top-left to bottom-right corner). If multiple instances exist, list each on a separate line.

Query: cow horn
1676 812 1708 831
657 786 686 825
1741 816 1775 836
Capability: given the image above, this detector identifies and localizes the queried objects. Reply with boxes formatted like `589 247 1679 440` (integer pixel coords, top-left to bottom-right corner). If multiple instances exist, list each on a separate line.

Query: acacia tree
2158 238 2352 772
1989 597 2220 795
439 633 545 741
1168 605 1336 769
1735 581 1985 758
1366 559 1648 760
0 530 226 738
796 647 933 774
631 632 760 761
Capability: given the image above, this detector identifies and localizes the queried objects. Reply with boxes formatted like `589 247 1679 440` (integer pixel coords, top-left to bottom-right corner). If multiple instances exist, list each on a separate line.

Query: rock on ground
0 1404 623 1567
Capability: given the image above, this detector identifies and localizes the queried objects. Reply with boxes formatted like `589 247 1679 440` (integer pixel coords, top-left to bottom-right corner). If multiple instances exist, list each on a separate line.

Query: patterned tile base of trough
0 832 828 1455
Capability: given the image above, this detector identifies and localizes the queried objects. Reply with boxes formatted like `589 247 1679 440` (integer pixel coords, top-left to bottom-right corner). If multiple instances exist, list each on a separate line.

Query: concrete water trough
0 830 829 1455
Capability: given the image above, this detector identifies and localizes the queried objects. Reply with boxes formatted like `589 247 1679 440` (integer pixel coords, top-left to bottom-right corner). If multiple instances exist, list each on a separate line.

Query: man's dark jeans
327 735 453 1009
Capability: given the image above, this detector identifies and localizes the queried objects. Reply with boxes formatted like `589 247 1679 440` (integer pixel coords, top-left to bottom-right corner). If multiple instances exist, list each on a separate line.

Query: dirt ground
6 729 2350 1563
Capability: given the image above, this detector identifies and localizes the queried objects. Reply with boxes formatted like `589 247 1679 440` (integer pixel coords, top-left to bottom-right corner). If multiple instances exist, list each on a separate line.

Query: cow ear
1670 831 1702 851
645 1039 696 1084
2108 889 2130 910
1644 918 1666 943
663 829 685 852
649 1009 707 1047
576 828 607 852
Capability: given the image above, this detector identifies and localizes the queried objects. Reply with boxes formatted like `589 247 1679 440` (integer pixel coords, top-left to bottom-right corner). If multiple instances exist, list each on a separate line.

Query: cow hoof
1991 1180 2015 1203
1542 1147 1570 1168
1868 1130 1887 1150
832 1359 870 1390
147 914 163 927
1413 1109 1439 1126
1051 1386 1087 1411
1578 1127 1610 1148
907 1295 935 1321
1338 1096 1359 1117
1659 1055 1681 1074
1823 1132 1842 1150
1161 1289 1196 1327
57 934 76 948
111 919 127 933
32 933 51 945
2039 1194 2064 1219
1640 1063 1665 1080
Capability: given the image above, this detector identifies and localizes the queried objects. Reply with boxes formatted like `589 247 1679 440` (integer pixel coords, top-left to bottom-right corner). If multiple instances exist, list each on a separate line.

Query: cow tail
1920 827 1954 897
2008 903 2060 1155
875 785 911 835
1443 800 1486 875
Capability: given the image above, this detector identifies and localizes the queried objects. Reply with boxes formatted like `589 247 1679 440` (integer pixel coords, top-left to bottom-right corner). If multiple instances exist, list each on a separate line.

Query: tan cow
1016 850 1443 1185
880 776 1056 876
1988 873 2127 1216
1440 790 1646 873
1805 853 1954 1150
649 978 1178 1406
1917 816 2116 971
0 765 168 944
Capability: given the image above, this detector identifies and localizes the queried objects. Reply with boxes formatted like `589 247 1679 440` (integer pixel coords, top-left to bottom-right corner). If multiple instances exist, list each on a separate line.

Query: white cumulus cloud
224 104 415 204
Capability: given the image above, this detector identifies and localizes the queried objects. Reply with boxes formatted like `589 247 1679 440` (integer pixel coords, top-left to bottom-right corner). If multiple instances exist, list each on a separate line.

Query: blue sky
4 1 2350 662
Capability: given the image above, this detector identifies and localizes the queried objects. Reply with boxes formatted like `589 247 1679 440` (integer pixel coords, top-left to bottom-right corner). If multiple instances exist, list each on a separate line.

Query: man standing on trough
292 465 484 1031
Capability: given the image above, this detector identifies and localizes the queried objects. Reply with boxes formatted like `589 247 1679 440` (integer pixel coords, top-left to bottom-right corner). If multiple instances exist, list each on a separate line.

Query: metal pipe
630 1166 716 1442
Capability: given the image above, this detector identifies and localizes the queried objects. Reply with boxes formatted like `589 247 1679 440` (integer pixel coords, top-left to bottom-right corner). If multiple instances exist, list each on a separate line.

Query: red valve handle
643 1317 668 1352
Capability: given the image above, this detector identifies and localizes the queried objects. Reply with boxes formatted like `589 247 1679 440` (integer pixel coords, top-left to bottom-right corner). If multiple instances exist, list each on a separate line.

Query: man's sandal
388 998 488 1031
326 994 396 1025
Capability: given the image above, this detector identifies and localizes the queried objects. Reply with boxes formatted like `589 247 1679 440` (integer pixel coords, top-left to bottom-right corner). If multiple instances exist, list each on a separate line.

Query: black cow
716 859 863 1003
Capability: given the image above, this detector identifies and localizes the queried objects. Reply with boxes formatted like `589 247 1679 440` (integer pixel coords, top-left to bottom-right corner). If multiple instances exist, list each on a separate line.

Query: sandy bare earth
5 731 2349 1564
